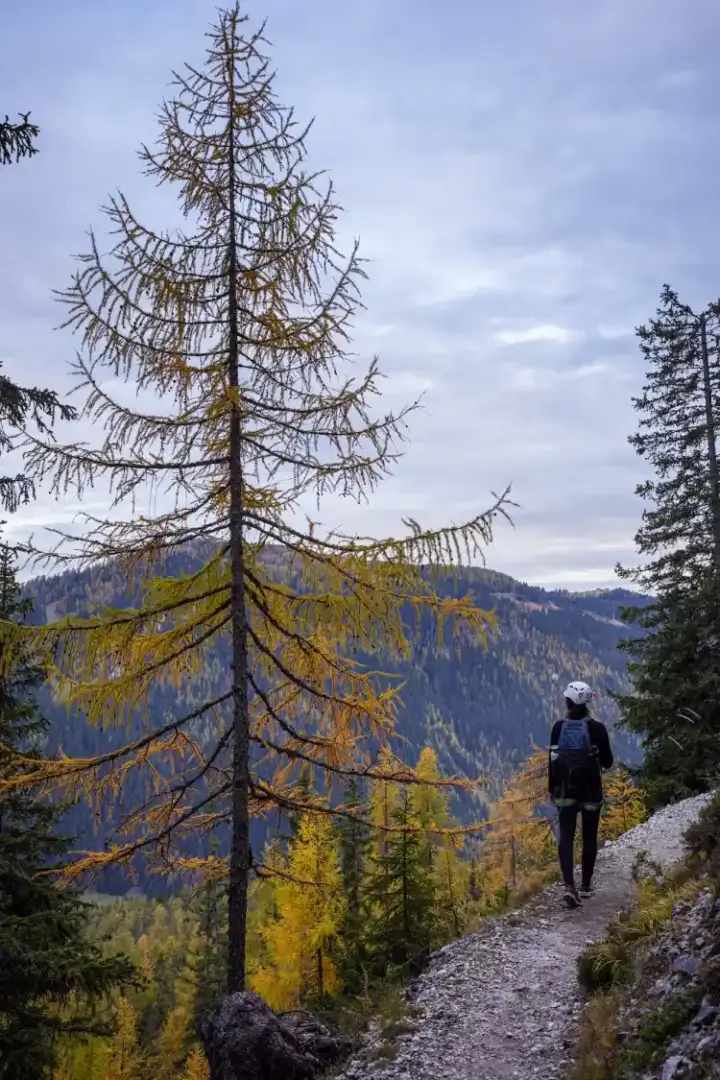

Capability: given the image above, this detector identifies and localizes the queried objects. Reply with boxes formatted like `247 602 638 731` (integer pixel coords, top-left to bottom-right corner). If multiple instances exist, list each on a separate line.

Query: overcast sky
2 0 719 590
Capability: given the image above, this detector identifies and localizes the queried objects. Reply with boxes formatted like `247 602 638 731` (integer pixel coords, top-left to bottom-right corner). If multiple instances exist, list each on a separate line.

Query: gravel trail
339 792 713 1080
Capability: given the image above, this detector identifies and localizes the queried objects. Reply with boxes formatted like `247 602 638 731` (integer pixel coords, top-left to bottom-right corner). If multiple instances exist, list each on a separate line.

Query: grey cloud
2 0 719 588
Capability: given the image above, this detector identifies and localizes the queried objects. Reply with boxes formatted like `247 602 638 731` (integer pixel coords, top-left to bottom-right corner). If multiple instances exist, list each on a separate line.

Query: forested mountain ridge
23 549 648 894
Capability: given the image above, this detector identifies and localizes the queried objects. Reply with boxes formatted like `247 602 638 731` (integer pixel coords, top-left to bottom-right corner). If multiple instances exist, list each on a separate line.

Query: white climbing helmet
563 680 594 705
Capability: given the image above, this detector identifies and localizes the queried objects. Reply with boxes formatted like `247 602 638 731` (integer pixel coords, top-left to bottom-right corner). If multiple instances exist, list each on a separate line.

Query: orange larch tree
2 5 509 993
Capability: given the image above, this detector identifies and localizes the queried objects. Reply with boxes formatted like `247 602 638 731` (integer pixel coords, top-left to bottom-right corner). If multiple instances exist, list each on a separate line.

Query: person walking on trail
548 681 614 909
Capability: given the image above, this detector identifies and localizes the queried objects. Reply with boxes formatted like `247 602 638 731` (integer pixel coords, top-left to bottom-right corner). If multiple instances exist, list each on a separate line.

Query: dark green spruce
0 113 38 166
336 778 372 994
616 285 720 806
0 547 136 1079
364 788 435 977
191 839 228 1032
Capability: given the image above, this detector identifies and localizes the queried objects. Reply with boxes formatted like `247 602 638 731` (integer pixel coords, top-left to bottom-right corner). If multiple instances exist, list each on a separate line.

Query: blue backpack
550 718 599 804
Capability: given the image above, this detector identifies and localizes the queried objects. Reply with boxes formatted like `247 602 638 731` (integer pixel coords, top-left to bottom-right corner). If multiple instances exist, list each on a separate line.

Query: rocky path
339 793 713 1080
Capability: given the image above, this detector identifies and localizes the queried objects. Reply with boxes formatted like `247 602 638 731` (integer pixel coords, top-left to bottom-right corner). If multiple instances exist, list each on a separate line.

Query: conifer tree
626 287 720 585
0 358 75 514
104 998 144 1080
174 937 200 1017
600 768 647 842
8 4 505 994
189 850 227 1030
365 750 402 948
251 807 344 1010
53 1033 111 1080
617 286 720 804
365 787 435 975
0 112 39 165
414 747 452 867
336 778 372 993
245 838 282 994
467 854 482 903
412 748 467 940
156 1004 192 1080
0 108 76 513
434 845 466 941
0 547 135 1078
287 768 314 840
182 1048 210 1080
477 748 552 899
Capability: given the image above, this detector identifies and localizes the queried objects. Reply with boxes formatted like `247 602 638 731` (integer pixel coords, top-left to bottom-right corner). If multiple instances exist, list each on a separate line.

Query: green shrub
614 990 702 1079
577 874 701 993
569 988 702 1080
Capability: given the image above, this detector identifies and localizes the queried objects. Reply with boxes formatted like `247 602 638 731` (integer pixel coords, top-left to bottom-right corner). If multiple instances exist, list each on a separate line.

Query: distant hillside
25 550 650 895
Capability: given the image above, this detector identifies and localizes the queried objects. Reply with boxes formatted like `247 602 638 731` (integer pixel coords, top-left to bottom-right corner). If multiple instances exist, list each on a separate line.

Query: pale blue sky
2 0 719 588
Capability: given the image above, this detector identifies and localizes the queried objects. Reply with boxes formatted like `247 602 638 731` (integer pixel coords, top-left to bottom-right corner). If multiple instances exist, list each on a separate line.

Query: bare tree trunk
699 314 720 567
226 82 251 995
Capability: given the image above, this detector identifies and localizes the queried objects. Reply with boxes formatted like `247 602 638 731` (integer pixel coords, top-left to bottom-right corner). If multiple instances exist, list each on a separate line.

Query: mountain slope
25 553 648 894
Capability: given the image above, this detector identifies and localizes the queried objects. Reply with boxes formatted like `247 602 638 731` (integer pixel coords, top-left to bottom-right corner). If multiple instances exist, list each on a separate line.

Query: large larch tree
4 5 508 993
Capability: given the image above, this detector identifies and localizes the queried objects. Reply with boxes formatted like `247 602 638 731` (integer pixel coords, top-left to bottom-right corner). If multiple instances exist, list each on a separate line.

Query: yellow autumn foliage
600 768 647 841
53 1037 111 1080
369 746 402 856
251 808 345 1010
104 998 144 1080
183 1049 210 1080
0 7 510 1000
476 747 554 899
156 1004 192 1080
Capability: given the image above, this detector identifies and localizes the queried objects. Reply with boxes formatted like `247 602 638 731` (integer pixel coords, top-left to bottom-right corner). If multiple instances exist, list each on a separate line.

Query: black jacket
548 716 614 804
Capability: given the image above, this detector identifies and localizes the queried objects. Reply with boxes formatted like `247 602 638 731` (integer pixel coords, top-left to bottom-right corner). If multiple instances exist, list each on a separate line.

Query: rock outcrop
608 887 720 1079
201 991 349 1080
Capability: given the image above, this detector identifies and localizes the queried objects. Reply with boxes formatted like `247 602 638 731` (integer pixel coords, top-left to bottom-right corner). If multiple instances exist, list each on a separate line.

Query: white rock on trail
338 792 713 1080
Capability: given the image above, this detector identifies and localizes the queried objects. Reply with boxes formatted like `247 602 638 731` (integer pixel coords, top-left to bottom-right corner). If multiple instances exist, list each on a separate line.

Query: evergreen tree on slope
365 787 435 976
336 778 372 994
0 547 135 1079
617 285 720 805
617 575 720 805
189 852 227 1033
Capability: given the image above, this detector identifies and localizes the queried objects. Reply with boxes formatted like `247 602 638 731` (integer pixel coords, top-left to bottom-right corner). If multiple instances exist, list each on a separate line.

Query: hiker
548 680 614 909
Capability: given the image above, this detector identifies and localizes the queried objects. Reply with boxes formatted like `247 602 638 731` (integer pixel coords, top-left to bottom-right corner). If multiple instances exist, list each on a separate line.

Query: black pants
557 805 600 889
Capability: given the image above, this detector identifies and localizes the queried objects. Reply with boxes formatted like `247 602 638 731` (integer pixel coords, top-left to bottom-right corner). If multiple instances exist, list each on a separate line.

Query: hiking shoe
563 885 582 909
579 884 595 900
